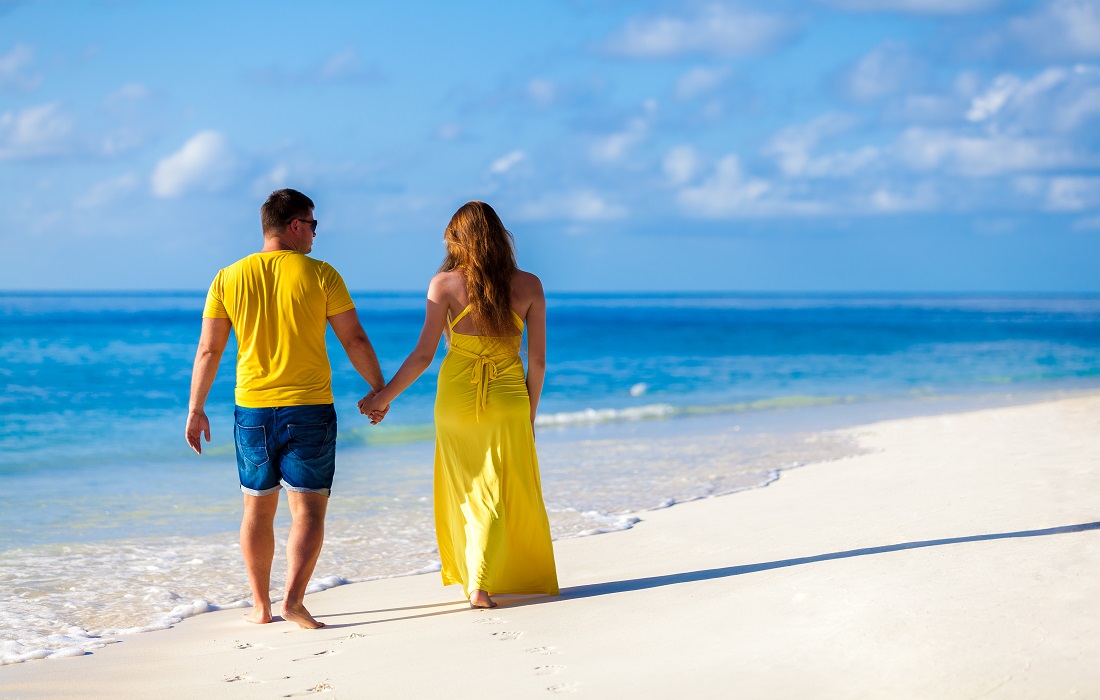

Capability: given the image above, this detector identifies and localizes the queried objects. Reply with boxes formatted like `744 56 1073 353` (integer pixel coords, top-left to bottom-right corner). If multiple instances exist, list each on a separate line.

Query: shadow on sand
554 521 1100 602
316 521 1099 626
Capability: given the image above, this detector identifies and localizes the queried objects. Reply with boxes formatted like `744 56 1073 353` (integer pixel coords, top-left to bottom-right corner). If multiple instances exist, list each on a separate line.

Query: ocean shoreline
1 396 862 665
4 391 1098 696
4 386 1098 669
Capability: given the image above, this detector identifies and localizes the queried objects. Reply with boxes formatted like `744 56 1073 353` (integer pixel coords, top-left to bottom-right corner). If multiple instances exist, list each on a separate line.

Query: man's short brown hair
261 189 315 234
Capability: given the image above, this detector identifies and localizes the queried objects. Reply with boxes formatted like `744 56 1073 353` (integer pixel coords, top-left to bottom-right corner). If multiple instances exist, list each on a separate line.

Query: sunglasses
290 218 319 233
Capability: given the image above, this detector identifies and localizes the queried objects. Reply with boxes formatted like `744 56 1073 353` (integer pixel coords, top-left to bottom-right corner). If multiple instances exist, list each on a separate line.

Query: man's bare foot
469 589 496 608
243 607 272 624
282 602 325 629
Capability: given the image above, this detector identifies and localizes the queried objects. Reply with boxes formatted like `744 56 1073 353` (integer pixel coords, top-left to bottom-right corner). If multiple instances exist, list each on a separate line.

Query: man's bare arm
329 308 385 393
186 317 232 454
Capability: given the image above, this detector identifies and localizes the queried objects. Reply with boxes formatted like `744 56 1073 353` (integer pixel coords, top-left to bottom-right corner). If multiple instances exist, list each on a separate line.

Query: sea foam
1 419 860 665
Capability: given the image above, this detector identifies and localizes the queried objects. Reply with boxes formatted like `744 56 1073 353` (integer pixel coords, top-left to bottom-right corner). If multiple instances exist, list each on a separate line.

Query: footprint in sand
346 633 366 639
547 683 579 694
473 617 506 625
534 665 565 676
234 641 256 650
223 673 257 684
283 680 334 697
526 646 560 655
292 650 339 662
492 631 522 641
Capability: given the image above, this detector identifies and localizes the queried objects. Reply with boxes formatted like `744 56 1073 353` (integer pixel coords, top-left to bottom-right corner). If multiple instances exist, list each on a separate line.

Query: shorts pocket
287 422 331 460
235 424 269 467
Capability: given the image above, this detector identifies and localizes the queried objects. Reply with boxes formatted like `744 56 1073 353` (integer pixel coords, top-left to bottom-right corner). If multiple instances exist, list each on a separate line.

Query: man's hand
186 410 211 454
357 389 390 425
186 317 230 455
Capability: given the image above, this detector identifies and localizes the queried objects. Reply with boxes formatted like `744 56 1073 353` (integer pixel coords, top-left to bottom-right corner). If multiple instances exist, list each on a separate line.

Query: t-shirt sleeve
202 270 230 319
322 264 356 317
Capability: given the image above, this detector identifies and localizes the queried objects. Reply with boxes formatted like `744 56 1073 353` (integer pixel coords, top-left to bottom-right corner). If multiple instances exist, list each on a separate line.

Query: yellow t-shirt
203 251 356 408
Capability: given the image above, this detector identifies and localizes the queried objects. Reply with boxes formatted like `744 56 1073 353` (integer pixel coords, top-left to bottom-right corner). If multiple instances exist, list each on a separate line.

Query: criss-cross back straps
449 305 525 332
449 305 473 330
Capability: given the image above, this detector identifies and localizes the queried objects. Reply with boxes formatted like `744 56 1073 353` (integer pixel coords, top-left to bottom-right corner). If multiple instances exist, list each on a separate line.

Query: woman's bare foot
282 602 325 629
469 589 497 609
243 605 272 624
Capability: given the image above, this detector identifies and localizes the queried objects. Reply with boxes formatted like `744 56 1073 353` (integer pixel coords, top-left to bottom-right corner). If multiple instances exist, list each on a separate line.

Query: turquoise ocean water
2 292 1099 662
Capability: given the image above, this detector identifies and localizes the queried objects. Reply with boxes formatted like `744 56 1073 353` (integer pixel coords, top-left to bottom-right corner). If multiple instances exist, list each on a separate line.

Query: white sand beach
4 394 1099 698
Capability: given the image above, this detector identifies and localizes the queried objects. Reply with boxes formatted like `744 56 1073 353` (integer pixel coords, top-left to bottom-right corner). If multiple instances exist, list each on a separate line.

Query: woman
361 201 559 608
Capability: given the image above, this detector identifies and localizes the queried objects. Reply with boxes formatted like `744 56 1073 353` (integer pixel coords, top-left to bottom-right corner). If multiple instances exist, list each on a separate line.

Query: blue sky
2 0 1099 291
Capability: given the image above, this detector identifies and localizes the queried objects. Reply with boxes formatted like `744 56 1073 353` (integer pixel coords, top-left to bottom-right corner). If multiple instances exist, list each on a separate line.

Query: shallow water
0 411 860 664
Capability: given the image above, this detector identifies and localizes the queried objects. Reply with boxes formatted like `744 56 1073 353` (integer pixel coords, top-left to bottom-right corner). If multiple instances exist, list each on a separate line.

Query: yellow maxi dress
433 306 559 597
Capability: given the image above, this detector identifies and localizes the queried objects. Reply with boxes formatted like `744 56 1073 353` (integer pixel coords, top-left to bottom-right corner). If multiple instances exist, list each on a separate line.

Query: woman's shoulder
511 269 544 296
426 269 468 305
429 269 466 289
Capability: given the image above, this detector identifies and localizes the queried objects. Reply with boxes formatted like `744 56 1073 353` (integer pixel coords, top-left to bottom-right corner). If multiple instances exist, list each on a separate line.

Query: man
185 188 384 629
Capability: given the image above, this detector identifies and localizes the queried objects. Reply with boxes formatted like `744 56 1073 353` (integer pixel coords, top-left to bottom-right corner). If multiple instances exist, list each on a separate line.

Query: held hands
358 389 390 425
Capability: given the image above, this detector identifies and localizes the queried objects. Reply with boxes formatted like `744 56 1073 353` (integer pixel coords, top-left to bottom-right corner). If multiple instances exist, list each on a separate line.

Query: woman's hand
358 389 390 425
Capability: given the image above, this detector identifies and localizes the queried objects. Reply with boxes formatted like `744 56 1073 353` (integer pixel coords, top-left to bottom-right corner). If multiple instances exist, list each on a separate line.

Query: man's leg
282 490 329 629
240 491 280 624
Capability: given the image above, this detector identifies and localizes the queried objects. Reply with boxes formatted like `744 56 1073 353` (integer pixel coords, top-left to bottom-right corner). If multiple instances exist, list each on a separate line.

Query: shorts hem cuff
241 484 282 497
281 480 330 498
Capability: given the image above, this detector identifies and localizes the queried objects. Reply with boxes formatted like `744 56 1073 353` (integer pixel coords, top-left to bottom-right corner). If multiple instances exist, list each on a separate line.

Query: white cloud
967 69 1069 122
0 103 74 160
2 100 151 161
1004 0 1100 59
251 164 290 197
75 173 139 208
801 147 881 178
436 123 462 142
1056 67 1100 130
767 113 880 178
663 146 701 186
819 0 1002 13
954 71 985 98
964 65 1100 133
100 128 145 157
890 93 966 123
675 66 730 100
517 190 627 222
489 150 526 175
677 155 775 217
252 47 381 84
0 44 40 91
605 4 798 58
1071 214 1100 231
866 182 939 212
1036 176 1100 211
527 79 556 107
104 83 151 110
966 74 1024 122
1013 175 1044 197
676 151 936 217
839 43 925 102
316 47 375 82
895 128 1079 176
150 130 237 198
590 117 648 164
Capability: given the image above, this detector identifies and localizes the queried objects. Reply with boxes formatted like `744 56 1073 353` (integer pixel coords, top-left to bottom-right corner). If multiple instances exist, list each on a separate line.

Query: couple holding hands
186 189 558 628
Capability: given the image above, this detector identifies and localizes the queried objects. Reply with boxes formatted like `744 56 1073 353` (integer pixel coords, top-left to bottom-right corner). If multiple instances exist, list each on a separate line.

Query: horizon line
2 289 1100 297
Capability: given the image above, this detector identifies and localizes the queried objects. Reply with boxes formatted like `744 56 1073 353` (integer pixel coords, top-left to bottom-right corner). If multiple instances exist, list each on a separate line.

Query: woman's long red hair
439 201 519 337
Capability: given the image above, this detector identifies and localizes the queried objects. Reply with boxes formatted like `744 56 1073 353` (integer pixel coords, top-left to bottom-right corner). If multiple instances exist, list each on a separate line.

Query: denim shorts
234 404 337 497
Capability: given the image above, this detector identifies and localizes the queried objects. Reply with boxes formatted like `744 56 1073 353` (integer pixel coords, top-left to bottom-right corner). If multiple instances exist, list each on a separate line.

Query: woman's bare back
445 269 542 337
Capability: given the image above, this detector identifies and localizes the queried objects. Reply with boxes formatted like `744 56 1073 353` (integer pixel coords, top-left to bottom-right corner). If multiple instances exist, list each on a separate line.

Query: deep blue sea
2 291 1100 662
